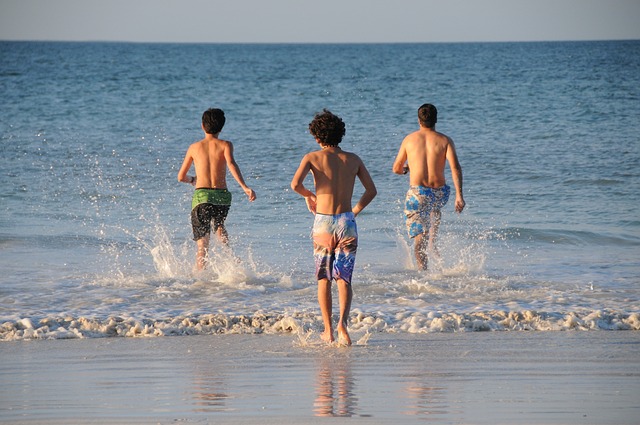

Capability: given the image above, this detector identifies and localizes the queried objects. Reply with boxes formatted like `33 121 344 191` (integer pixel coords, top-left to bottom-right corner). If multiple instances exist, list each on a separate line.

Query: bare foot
337 326 352 346
320 330 334 344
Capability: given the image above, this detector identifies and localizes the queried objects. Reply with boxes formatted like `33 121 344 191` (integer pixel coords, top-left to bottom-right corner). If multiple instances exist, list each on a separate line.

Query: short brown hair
202 108 225 134
418 104 437 128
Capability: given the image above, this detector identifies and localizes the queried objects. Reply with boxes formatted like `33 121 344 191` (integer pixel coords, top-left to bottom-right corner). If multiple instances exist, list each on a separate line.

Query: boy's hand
305 195 317 214
455 196 465 213
245 187 256 202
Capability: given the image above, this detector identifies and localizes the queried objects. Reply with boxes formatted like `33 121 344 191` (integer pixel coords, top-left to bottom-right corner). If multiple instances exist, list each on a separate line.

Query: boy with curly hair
291 109 377 345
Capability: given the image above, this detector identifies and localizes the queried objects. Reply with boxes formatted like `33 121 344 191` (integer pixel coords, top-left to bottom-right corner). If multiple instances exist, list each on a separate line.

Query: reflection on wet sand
190 359 233 413
403 380 450 418
402 369 461 421
314 357 358 417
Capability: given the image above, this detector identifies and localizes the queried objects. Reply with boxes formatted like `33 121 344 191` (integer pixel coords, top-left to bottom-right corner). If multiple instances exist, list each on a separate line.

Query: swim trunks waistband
409 184 449 192
192 188 232 210
314 211 355 219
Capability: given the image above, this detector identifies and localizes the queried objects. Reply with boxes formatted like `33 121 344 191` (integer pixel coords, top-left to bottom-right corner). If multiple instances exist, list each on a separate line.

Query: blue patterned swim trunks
312 212 358 285
404 185 450 238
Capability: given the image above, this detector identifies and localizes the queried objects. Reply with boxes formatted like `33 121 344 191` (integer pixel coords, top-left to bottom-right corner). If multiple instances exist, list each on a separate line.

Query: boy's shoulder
187 139 202 153
341 149 362 161
430 130 453 146
217 138 234 149
194 136 233 148
305 149 324 159
190 137 207 147
405 129 426 142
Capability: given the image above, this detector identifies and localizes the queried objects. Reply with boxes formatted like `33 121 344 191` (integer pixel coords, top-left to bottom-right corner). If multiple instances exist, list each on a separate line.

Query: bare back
307 148 361 214
397 128 451 188
291 145 376 216
393 124 464 213
178 133 255 200
189 137 229 188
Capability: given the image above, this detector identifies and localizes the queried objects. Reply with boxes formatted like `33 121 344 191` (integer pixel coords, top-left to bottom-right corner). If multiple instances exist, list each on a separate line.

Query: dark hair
202 108 226 134
308 109 345 147
418 103 437 128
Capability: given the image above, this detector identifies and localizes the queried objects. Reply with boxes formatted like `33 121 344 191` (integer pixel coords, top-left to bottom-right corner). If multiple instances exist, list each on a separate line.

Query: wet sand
1 331 639 424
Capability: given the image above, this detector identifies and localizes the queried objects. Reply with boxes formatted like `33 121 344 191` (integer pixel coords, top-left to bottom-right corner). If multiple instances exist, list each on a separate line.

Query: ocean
1 40 639 340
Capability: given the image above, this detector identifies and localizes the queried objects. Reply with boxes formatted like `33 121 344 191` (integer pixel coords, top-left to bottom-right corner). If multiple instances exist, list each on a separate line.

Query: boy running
291 109 377 345
392 103 465 270
178 108 256 270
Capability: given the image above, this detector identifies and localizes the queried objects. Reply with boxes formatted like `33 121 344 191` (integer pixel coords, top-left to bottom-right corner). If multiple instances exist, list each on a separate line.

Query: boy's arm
392 141 409 175
290 155 317 214
224 142 256 201
177 147 196 186
353 160 377 216
446 139 465 213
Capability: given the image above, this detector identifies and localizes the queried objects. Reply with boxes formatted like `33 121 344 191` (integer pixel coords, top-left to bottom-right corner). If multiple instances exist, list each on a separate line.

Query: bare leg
336 279 352 346
196 234 210 270
216 224 229 245
428 210 442 257
317 278 334 343
413 233 429 271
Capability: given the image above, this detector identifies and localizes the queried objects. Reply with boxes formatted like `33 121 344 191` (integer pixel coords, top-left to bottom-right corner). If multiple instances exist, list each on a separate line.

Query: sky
1 0 639 43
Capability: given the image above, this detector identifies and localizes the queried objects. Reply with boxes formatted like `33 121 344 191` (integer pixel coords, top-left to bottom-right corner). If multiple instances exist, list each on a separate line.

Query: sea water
1 41 639 340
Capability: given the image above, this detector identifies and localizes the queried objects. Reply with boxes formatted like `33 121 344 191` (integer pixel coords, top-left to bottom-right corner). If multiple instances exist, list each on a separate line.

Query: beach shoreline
1 330 638 425
1 41 639 425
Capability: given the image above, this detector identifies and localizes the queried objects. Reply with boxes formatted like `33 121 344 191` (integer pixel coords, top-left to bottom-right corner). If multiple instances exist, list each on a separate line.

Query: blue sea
1 40 639 340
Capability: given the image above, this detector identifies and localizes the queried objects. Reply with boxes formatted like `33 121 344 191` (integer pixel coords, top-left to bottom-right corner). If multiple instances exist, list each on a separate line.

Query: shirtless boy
392 104 465 270
177 108 256 270
291 109 377 346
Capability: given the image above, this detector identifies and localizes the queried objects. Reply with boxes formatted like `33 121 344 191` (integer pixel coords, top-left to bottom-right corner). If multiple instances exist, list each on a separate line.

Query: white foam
3 310 639 341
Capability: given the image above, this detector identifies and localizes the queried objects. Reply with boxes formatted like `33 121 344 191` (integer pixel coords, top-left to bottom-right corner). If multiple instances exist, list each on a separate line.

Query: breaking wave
3 309 639 341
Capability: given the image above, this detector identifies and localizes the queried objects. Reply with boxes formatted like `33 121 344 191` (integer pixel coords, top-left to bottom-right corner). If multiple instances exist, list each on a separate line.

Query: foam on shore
3 309 639 341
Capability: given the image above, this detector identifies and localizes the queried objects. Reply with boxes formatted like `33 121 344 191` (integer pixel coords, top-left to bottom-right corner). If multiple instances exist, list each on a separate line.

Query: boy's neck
320 144 341 151
420 124 436 132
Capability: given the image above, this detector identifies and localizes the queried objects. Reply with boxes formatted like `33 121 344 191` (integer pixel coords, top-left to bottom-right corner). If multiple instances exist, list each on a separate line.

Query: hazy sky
1 0 639 43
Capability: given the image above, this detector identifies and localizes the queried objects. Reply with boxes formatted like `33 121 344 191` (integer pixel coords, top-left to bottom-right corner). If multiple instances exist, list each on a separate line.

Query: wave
2 309 639 341
501 226 640 246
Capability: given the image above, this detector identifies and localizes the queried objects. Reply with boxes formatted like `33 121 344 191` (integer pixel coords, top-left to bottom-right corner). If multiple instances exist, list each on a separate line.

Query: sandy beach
1 331 638 425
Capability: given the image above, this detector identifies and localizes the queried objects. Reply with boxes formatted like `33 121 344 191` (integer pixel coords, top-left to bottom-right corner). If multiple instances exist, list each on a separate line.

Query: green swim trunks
190 188 232 241
191 188 232 210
